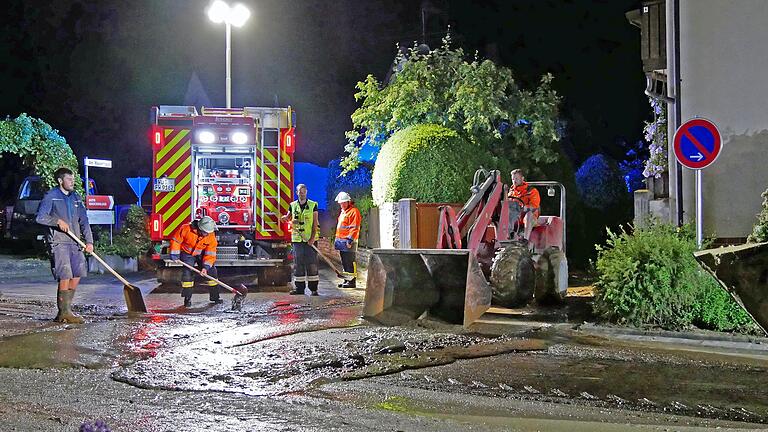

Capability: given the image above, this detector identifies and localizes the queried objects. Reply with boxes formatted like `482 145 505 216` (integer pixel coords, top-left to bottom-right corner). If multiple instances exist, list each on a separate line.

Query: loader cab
521 181 566 256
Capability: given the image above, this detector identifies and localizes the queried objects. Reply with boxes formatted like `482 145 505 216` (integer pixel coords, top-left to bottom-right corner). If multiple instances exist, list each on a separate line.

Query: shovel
66 231 148 313
175 259 248 311
310 243 343 278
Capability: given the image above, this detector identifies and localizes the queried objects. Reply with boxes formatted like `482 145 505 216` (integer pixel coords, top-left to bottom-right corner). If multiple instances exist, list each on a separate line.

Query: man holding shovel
36 167 94 324
282 184 320 296
168 216 220 307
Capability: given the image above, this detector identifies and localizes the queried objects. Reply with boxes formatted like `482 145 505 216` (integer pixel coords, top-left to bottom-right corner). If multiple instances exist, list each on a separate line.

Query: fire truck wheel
490 245 535 307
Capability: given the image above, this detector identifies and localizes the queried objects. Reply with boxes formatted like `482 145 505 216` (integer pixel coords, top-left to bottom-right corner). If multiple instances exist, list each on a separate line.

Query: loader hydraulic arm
437 169 505 251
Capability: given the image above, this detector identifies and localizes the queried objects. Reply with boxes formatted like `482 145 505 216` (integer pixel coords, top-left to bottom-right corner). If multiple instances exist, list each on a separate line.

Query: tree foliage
0 113 81 193
95 205 151 258
575 154 624 210
343 34 561 172
372 124 490 206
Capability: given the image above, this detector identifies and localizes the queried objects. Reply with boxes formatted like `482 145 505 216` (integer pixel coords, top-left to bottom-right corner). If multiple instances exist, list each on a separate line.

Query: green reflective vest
289 199 318 243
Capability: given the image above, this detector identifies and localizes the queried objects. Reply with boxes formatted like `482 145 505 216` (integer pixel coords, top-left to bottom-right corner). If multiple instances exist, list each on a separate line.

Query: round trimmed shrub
372 124 490 206
575 154 624 210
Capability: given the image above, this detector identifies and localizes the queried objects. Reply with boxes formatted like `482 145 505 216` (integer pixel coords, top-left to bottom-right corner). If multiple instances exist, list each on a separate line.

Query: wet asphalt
0 254 766 431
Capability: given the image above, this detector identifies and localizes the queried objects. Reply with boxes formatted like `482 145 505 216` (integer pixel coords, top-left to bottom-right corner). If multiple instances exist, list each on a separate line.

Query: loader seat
529 216 563 253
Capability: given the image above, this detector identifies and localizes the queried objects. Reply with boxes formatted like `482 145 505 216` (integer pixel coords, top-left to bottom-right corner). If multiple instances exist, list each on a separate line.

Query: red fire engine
149 106 295 286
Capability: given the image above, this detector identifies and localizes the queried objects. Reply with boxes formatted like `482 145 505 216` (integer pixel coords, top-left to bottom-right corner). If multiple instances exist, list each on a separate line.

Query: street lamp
207 0 251 108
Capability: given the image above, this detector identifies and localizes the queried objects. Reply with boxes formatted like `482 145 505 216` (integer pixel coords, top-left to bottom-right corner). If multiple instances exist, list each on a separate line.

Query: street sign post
84 158 113 168
85 195 115 210
126 177 150 207
87 210 115 225
673 118 723 247
83 157 114 242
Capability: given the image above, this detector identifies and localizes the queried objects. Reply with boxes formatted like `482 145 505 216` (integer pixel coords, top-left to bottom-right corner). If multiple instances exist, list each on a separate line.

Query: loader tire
535 247 569 305
490 245 535 307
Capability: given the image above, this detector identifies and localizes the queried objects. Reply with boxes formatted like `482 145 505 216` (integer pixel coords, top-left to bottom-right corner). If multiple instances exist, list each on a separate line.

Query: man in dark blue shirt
36 167 94 324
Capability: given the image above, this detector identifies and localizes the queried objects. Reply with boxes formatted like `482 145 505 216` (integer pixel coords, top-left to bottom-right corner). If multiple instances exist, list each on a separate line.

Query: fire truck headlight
198 130 216 144
231 131 248 145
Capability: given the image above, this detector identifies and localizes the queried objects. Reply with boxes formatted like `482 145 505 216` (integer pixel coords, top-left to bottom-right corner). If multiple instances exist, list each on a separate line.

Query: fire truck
149 106 295 286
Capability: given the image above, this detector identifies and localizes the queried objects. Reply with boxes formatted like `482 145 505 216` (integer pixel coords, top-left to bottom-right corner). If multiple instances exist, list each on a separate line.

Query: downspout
673 0 683 226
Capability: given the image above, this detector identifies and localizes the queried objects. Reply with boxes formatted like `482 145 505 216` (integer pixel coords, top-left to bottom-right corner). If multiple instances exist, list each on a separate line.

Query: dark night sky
0 0 643 203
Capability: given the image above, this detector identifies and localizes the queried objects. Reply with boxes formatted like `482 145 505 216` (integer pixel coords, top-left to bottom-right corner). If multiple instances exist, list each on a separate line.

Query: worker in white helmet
334 191 361 288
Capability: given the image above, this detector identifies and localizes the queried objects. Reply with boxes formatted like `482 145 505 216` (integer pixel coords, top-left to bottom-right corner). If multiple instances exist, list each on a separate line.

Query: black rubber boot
308 281 319 296
182 288 193 307
55 290 85 324
341 278 356 289
209 285 222 304
290 281 306 295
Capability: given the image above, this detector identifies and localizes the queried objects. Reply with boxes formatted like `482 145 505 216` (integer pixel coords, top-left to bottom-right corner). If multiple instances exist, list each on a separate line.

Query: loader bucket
694 242 768 336
363 249 492 328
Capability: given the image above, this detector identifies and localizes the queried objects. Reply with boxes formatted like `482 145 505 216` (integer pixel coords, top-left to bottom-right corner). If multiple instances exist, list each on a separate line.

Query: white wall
677 0 768 238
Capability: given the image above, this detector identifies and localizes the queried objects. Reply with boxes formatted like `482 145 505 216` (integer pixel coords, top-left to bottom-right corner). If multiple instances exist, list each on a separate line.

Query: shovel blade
123 284 148 313
363 249 491 327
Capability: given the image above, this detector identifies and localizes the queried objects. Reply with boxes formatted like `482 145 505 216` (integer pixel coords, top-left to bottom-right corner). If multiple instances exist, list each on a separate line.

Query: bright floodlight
198 130 216 144
207 0 229 24
231 131 248 144
228 4 251 27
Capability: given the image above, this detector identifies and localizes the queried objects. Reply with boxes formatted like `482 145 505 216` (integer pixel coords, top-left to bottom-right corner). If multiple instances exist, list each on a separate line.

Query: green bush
372 124 492 206
693 278 756 333
748 187 768 243
594 222 755 332
95 206 151 258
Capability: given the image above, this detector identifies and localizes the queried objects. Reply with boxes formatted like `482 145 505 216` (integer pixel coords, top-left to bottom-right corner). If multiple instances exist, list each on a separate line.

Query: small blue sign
126 177 150 206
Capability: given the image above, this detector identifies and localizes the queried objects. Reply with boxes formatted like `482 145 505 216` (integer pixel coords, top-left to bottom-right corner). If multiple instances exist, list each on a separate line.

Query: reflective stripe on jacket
336 205 361 241
169 223 218 269
289 199 318 243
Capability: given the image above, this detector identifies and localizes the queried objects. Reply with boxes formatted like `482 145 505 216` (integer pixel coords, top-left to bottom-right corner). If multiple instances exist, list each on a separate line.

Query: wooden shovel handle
175 259 239 293
65 231 133 287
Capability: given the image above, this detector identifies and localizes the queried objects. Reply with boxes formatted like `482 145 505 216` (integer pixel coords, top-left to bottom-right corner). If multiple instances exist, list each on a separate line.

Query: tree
343 34 561 172
0 113 81 192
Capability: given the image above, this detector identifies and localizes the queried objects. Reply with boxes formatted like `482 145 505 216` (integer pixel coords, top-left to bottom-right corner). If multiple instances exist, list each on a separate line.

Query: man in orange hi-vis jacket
508 168 541 240
169 216 220 307
334 192 362 288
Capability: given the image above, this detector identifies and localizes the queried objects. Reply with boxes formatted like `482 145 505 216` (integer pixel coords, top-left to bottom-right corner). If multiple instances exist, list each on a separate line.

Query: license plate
154 178 176 192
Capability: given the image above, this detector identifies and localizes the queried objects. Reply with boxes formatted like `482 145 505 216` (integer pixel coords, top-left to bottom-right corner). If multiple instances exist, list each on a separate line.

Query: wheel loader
363 168 568 327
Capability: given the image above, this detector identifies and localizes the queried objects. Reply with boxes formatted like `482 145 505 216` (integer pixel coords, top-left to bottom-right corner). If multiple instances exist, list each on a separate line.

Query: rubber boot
182 288 193 307
55 290 85 324
290 281 306 295
341 278 356 289
308 281 319 296
209 285 223 304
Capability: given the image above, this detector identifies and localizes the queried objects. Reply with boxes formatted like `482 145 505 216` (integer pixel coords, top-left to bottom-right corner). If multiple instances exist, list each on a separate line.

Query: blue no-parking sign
673 118 722 170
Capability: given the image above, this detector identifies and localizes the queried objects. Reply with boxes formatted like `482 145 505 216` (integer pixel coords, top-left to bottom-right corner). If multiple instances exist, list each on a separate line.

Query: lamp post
207 1 251 109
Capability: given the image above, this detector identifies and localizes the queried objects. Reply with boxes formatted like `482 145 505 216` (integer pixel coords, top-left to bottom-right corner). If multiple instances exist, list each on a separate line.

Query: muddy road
0 255 766 431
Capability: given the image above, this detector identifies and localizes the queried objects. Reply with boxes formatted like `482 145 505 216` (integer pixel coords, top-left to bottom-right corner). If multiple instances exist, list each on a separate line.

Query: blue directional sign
126 177 150 206
673 118 722 170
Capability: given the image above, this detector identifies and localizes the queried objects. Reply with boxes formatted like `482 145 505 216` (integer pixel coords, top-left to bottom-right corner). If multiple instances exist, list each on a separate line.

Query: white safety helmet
197 216 216 234
335 191 352 203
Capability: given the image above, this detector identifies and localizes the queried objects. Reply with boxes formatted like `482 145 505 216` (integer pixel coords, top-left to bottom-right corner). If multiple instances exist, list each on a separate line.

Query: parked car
9 176 47 243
